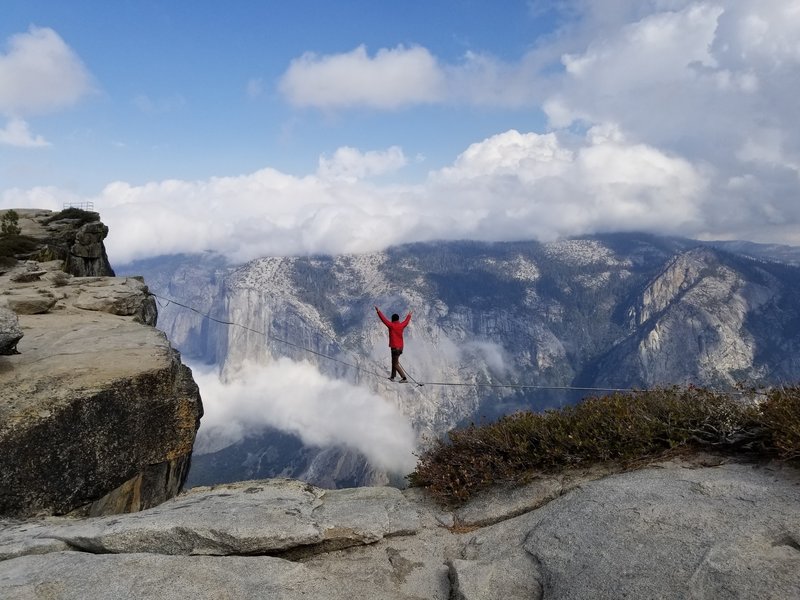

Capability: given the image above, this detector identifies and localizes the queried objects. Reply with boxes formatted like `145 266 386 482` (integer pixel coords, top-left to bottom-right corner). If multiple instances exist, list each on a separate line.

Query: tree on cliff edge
0 210 21 236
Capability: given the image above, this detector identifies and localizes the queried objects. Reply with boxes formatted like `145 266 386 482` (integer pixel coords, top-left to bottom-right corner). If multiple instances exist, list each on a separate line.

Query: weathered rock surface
521 462 800 599
0 255 201 518
71 276 157 324
1 208 115 277
64 221 115 277
3 290 57 315
0 553 422 600
0 461 797 599
0 306 22 355
42 479 419 557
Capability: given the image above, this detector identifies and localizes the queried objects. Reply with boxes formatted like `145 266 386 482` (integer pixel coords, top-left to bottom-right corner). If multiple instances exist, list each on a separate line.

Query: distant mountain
704 240 800 266
120 233 800 488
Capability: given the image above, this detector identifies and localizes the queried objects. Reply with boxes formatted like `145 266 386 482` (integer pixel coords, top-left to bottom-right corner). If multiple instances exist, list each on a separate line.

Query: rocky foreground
1 459 798 599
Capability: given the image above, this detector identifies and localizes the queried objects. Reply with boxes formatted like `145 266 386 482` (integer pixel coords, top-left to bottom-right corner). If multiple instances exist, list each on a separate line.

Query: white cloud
279 45 445 109
545 3 727 132
532 0 800 247
724 0 800 65
462 341 511 376
0 26 93 117
0 117 50 147
278 43 557 111
737 128 800 173
437 130 573 181
4 127 727 264
443 50 545 108
317 146 407 181
430 127 706 239
190 359 418 475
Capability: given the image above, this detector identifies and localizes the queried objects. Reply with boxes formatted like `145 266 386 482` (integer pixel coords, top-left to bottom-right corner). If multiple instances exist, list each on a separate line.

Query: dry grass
410 385 799 506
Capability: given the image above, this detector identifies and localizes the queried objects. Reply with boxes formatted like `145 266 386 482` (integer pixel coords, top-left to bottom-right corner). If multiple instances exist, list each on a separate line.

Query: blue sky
0 1 554 189
2 1 800 263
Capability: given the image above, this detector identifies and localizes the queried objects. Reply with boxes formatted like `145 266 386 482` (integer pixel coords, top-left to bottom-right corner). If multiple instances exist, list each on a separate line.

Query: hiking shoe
399 378 408 383
388 377 396 381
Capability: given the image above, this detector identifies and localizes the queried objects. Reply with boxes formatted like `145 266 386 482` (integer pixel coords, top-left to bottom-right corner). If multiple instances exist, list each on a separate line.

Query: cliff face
594 247 800 387
0 210 202 517
1 459 798 599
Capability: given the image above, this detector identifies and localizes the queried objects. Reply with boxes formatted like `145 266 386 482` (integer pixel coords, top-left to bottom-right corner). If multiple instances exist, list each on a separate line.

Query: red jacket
376 308 411 349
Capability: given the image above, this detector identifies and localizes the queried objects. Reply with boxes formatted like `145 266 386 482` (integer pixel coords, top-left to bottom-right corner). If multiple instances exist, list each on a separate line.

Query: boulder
65 221 115 277
4 292 57 315
0 334 201 516
73 277 157 325
0 307 22 355
70 222 109 258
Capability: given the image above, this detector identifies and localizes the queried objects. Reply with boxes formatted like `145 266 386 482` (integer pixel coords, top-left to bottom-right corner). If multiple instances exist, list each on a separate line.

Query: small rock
10 270 47 283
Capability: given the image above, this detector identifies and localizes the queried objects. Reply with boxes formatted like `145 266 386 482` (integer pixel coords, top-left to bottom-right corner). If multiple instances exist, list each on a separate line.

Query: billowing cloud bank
191 359 418 475
1 127 723 263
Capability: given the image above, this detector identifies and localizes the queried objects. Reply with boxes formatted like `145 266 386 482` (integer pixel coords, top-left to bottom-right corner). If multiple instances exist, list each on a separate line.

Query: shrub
0 256 16 270
50 271 72 287
1 209 21 236
44 207 99 227
0 235 39 259
410 386 797 505
758 387 800 460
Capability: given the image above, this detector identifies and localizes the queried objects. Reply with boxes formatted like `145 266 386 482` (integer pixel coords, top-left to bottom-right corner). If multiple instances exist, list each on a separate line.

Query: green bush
410 386 798 505
44 207 99 227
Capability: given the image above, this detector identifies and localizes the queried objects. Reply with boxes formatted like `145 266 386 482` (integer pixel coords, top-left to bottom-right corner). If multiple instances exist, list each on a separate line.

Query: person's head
391 313 400 322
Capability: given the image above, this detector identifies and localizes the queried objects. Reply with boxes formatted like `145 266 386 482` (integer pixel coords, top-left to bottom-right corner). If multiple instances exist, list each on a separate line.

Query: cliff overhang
0 209 202 517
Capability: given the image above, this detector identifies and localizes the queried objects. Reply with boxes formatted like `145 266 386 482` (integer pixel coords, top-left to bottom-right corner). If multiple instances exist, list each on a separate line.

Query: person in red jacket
375 306 411 382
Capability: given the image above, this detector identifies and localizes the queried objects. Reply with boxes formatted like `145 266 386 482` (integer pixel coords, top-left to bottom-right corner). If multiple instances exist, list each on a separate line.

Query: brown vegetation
410 385 800 505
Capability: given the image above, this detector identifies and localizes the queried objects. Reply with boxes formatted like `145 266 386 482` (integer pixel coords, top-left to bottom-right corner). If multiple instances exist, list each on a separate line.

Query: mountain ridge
119 233 800 488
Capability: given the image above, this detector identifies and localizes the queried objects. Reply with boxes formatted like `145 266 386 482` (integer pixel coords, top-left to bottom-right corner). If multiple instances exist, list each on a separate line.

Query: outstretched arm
402 312 412 326
375 306 391 326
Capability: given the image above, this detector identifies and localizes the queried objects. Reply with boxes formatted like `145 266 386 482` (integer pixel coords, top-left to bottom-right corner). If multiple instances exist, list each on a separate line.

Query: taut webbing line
148 291 638 394
149 292 388 381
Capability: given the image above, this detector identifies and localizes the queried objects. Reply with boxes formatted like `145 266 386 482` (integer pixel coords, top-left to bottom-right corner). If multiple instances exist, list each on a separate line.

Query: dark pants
390 348 407 380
